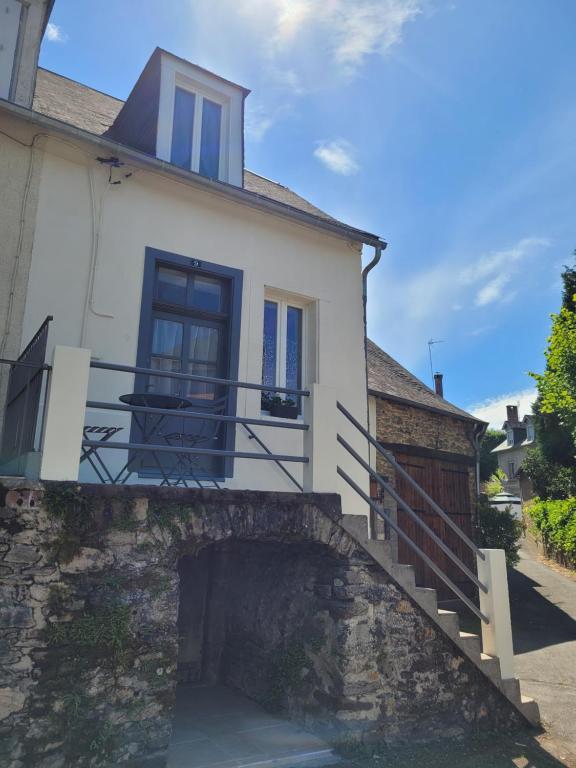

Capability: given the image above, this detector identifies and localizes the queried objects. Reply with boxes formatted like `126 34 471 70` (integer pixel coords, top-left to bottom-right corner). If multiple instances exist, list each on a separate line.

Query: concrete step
389 563 416 591
479 653 501 683
501 677 521 702
519 695 540 726
436 609 460 639
340 514 369 543
363 539 392 566
457 631 482 659
414 587 437 614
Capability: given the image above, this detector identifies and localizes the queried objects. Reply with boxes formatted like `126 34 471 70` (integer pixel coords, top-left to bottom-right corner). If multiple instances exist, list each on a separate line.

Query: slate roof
367 339 482 422
32 68 335 223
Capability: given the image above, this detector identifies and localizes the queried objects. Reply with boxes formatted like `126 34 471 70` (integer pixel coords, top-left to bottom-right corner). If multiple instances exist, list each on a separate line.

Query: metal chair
161 396 228 488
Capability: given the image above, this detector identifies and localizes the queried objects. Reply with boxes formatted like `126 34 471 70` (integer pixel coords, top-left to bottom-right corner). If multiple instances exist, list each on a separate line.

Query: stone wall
374 397 476 457
0 481 525 767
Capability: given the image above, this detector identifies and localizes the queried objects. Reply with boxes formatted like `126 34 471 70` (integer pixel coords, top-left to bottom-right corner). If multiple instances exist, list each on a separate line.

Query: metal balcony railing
0 317 52 476
80 360 310 488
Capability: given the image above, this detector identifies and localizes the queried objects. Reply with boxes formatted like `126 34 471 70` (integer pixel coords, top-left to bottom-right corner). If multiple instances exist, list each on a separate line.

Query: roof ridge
367 338 483 423
37 67 125 103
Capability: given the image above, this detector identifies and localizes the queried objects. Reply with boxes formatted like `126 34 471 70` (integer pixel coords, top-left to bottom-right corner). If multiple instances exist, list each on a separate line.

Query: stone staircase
339 513 540 727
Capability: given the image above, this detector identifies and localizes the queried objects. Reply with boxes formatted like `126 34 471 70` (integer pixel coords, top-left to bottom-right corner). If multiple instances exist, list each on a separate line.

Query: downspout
472 421 488 496
362 241 387 433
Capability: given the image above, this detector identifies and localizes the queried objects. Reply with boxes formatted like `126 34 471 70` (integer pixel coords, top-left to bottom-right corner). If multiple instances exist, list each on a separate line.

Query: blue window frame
136 248 243 479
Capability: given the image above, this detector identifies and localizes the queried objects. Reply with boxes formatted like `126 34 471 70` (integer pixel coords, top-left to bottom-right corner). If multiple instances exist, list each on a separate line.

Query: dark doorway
170 540 340 767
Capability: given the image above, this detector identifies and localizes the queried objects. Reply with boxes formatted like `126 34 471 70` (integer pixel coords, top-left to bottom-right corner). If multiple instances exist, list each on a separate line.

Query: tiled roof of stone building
32 68 335 223
367 339 482 422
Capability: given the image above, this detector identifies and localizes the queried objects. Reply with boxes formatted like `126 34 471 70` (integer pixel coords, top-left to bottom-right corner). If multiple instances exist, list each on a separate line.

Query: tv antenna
428 339 446 384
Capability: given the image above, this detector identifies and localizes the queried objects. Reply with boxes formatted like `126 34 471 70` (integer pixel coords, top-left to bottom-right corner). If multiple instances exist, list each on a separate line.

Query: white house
0 9 384 511
0 6 540 754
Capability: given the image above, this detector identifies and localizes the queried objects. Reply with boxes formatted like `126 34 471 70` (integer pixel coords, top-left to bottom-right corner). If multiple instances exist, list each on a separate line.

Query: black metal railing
0 317 52 475
336 400 489 623
80 360 309 488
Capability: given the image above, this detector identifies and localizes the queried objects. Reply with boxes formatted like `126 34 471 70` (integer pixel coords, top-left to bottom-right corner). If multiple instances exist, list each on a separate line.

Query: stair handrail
337 433 487 594
337 465 489 623
337 400 485 561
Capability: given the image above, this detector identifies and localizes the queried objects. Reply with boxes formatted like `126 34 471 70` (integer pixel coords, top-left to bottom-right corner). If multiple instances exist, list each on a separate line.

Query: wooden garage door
395 453 475 599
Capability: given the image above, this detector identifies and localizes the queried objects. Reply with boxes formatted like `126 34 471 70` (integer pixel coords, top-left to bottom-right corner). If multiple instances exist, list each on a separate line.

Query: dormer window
506 429 514 446
153 50 248 187
170 86 224 179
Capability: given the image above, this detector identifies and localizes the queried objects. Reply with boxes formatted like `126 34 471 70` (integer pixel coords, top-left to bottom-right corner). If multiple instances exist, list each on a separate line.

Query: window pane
262 301 278 388
157 266 187 304
189 325 219 362
192 274 223 312
171 87 195 169
150 357 181 395
286 306 302 392
186 362 218 400
152 318 183 357
199 98 222 179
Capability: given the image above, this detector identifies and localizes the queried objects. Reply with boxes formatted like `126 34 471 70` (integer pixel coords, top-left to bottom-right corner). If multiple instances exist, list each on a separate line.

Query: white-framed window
508 461 516 479
506 429 514 446
170 81 229 180
261 295 306 412
155 52 245 186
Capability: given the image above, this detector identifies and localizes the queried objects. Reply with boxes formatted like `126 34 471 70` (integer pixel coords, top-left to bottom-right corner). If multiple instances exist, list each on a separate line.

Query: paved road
509 536 576 755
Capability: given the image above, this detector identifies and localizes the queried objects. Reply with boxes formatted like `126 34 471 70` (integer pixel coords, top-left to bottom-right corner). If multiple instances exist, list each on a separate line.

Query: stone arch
160 488 360 565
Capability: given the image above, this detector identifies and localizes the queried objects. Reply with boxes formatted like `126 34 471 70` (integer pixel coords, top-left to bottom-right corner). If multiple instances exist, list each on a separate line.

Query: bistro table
115 392 192 485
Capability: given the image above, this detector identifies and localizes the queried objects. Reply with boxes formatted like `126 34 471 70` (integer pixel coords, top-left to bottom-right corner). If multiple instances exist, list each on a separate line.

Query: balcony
0 319 351 498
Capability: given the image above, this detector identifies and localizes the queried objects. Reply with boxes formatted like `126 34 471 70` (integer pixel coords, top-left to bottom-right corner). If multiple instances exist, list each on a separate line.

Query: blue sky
40 0 576 426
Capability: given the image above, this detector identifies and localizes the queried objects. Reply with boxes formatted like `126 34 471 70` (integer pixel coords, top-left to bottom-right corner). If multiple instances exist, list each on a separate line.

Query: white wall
20 138 370 512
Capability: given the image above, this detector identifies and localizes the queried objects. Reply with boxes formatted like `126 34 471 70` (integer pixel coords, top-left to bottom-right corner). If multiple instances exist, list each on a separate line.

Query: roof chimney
506 405 519 423
434 373 444 398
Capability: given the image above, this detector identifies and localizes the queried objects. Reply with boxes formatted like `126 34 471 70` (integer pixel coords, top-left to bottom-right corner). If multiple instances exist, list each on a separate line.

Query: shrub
483 469 506 498
477 497 523 567
522 446 576 500
528 497 576 566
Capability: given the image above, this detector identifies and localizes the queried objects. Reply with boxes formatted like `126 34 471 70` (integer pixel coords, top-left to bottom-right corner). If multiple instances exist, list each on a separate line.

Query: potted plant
269 396 299 419
261 391 274 412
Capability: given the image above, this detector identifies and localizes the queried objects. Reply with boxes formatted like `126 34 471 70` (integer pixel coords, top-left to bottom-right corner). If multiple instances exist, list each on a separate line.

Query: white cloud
245 102 297 142
467 388 537 429
367 235 550 367
189 0 422 92
45 22 67 43
460 237 550 307
314 139 359 175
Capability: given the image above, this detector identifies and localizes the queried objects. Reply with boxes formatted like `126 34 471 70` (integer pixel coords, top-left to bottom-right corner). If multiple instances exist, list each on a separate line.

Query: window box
270 402 299 420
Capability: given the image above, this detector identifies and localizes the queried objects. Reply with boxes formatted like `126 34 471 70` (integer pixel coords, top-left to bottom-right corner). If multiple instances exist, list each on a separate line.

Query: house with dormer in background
491 405 535 498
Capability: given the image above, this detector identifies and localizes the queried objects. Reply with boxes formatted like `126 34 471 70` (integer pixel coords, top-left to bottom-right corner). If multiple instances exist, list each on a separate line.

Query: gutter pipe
362 242 387 434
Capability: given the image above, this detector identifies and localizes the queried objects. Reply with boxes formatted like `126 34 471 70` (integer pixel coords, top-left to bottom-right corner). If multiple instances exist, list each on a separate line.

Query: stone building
367 339 487 598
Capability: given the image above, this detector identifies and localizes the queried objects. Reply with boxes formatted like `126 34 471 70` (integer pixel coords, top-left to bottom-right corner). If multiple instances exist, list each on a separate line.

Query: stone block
0 687 26 720
59 547 114 573
0 607 34 628
3 545 41 565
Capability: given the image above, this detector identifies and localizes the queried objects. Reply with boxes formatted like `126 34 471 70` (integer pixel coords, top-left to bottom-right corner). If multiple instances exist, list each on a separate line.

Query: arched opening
168 538 347 767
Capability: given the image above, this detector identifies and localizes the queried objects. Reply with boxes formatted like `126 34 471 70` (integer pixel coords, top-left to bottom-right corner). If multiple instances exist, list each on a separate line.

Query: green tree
479 429 505 482
526 259 576 499
531 260 576 447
